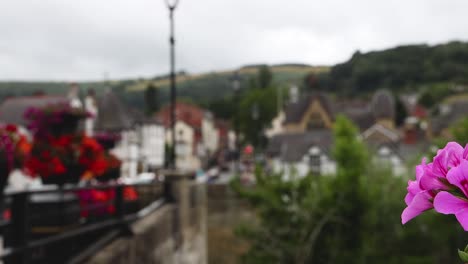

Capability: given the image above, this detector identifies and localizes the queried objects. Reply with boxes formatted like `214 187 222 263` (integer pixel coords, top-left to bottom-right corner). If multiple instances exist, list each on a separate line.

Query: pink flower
401 142 465 225
432 159 468 231
402 159 436 224
419 142 463 191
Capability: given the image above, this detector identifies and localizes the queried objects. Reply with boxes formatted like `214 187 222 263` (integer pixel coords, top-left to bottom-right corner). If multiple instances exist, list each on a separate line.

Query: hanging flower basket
25 135 108 186
24 103 91 139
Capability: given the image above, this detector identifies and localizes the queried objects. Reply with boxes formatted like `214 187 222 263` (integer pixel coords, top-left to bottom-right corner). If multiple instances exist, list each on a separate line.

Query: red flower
50 135 73 147
5 124 17 133
81 136 103 153
16 136 31 155
51 157 66 175
124 187 138 201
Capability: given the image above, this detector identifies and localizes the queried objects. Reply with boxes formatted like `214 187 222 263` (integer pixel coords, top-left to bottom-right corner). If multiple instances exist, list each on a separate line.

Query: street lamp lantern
165 0 180 169
165 0 179 9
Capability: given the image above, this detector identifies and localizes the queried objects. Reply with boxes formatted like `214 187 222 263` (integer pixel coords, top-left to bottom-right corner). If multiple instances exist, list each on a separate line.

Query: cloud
1 0 468 80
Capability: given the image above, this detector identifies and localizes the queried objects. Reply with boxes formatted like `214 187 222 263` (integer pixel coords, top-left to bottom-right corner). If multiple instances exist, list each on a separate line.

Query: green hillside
4 40 468 108
0 64 326 111
319 41 468 94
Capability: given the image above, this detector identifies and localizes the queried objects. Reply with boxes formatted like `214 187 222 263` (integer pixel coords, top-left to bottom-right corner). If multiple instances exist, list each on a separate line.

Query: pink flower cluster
402 142 468 230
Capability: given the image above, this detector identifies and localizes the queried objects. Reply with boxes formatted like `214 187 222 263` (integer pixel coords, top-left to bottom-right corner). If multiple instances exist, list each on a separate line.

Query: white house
165 121 201 171
267 131 337 179
95 90 165 178
201 112 219 156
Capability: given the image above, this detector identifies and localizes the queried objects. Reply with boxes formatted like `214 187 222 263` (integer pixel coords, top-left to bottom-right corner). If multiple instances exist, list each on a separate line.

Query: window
308 146 321 175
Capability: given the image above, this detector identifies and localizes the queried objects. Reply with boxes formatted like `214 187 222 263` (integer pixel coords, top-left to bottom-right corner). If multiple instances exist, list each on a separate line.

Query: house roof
95 90 135 132
130 108 160 125
283 93 334 125
0 95 69 126
371 89 395 120
343 110 375 131
267 130 334 162
282 92 393 132
361 123 400 143
156 102 205 129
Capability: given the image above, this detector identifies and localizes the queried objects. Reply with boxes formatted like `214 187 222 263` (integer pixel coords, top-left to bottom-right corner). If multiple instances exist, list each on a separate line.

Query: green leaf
458 249 468 262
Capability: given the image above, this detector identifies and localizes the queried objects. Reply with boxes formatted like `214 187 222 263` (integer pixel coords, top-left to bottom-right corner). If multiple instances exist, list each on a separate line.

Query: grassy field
126 65 329 92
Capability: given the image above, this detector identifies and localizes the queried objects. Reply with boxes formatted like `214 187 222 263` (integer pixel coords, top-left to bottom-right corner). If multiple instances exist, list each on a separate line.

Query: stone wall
87 175 207 264
86 179 254 264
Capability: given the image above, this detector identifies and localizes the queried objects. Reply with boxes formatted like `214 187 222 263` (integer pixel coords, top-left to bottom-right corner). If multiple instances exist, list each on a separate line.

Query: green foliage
238 87 277 147
333 115 368 181
257 65 273 89
418 92 436 108
395 95 408 126
233 115 466 263
231 167 336 264
360 166 464 264
144 84 159 115
202 96 236 120
327 41 468 94
326 116 368 263
451 117 468 144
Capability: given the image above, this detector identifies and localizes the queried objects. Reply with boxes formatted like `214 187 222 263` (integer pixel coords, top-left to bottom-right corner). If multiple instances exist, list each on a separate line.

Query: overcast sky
1 0 467 81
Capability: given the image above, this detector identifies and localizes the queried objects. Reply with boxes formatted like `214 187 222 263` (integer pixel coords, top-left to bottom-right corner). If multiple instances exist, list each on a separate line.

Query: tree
144 84 159 116
418 92 435 108
395 95 408 126
238 87 277 147
258 65 273 89
325 115 368 263
231 168 335 264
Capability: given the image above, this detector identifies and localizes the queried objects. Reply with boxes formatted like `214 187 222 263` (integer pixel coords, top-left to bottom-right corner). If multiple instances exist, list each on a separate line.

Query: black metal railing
0 179 170 263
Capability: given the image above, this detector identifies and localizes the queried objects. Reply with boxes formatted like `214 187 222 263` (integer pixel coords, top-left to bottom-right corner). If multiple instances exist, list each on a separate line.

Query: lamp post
231 72 241 173
231 71 241 152
251 102 259 146
165 0 179 169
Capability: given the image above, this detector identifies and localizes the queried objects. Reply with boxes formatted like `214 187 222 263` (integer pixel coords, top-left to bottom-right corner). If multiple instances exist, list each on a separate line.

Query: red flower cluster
79 136 108 176
22 103 125 185
25 134 111 180
0 124 31 172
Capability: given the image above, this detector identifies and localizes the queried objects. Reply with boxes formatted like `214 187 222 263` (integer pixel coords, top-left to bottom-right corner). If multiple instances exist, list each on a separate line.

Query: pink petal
433 191 468 215
444 142 464 167
415 158 427 181
446 159 468 197
401 191 433 224
433 149 449 177
405 180 421 205
419 166 448 191
462 144 468 160
455 209 468 231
